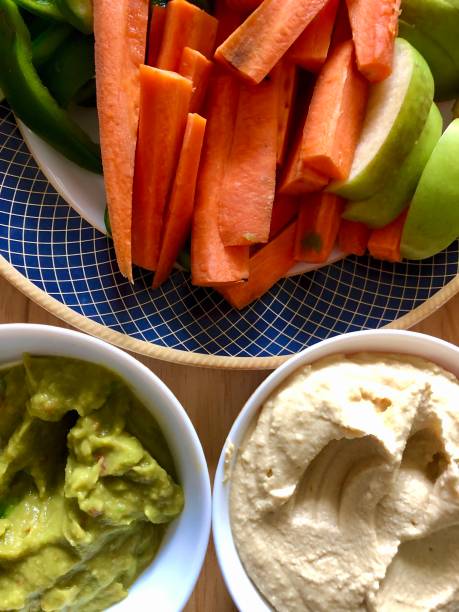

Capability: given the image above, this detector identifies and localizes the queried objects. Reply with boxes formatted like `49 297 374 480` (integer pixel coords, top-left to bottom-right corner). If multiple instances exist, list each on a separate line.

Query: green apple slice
329 38 434 200
401 119 459 259
398 20 459 101
343 103 442 228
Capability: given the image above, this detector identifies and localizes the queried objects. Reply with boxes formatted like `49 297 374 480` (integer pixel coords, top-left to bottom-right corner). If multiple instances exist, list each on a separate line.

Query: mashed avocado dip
0 355 184 611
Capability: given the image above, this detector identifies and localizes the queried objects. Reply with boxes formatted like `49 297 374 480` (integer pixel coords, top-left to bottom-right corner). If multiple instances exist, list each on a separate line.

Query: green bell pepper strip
39 32 94 108
0 0 101 173
31 21 71 66
12 0 64 21
54 0 92 33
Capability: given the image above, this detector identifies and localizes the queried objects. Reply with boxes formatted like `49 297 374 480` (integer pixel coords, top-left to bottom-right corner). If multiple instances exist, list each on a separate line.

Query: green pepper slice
0 0 101 173
31 21 71 66
39 32 94 107
13 0 64 21
54 0 92 33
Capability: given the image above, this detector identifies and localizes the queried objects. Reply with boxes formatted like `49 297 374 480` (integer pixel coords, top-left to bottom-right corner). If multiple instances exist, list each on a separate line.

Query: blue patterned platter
1 101 458 369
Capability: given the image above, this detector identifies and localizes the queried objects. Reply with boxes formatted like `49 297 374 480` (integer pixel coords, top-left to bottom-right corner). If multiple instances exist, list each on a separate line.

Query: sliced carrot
218 78 278 246
338 219 370 256
286 0 340 72
346 0 401 82
178 47 213 113
331 0 352 47
147 5 167 67
226 0 263 11
274 60 298 166
269 195 299 240
94 0 149 281
157 0 218 72
368 210 407 262
191 72 249 286
215 0 331 84
132 67 192 271
215 0 245 45
300 40 368 181
279 126 329 196
219 222 297 309
295 193 344 263
153 114 207 289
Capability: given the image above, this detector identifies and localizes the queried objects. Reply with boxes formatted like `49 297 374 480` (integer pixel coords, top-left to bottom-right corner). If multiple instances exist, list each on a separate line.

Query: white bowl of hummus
213 329 459 612
0 323 211 612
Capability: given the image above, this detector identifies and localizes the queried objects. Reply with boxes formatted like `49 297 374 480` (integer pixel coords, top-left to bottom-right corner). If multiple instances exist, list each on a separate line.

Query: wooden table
1 275 459 610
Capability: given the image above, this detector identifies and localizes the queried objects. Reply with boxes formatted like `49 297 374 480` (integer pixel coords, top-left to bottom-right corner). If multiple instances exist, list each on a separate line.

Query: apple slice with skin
401 119 459 259
329 38 434 200
343 103 442 228
398 20 459 101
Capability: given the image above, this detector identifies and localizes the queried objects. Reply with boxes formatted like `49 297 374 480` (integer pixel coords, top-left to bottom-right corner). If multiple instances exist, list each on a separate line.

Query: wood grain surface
1 274 458 610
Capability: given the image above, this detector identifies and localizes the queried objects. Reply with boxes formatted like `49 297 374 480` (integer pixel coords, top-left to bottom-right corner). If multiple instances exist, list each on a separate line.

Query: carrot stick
132 67 192 271
94 0 149 281
269 195 299 239
215 0 331 84
147 5 167 67
346 0 401 82
274 60 298 166
226 0 263 11
299 40 368 181
219 222 297 309
153 114 207 288
286 0 340 72
157 0 218 72
218 78 278 246
331 0 352 47
191 72 249 286
215 0 245 45
295 193 344 263
178 47 213 113
368 211 407 262
338 219 370 256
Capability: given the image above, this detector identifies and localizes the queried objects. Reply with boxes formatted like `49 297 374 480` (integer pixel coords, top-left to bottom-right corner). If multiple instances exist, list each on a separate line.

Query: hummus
230 353 459 612
0 355 184 611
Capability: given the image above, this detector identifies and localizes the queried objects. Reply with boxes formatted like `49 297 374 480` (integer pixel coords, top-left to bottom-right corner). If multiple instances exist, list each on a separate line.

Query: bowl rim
212 329 459 611
0 323 212 612
1 254 458 370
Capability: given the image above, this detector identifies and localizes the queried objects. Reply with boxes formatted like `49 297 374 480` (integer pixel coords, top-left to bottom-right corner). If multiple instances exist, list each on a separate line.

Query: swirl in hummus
230 353 459 611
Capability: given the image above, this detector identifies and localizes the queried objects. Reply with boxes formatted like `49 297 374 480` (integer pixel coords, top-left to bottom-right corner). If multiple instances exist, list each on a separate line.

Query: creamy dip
230 353 459 611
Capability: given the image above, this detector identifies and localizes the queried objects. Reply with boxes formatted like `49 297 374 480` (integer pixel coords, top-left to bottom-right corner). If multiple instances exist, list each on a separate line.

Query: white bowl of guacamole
213 330 459 612
0 323 211 612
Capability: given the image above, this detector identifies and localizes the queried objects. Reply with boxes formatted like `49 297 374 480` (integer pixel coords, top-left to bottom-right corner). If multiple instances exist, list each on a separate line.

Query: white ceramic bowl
213 329 459 612
0 323 211 612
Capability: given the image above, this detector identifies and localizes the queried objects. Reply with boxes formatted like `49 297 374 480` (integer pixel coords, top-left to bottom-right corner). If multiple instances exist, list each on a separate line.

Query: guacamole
0 355 184 611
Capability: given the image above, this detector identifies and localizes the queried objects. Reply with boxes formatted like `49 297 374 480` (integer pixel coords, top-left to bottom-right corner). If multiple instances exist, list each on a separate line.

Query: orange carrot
368 211 407 262
338 219 370 256
215 0 245 45
191 72 249 286
153 114 207 288
295 193 344 263
299 40 368 181
178 47 213 113
279 127 329 196
269 195 299 239
226 0 263 11
346 0 401 82
215 0 331 84
147 5 167 66
219 222 297 309
274 60 298 166
94 0 149 281
132 67 192 271
157 0 218 72
218 78 278 246
331 0 352 47
287 0 340 72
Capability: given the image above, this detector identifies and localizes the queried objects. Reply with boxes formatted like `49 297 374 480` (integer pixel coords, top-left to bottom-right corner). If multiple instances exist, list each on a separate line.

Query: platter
1 101 459 369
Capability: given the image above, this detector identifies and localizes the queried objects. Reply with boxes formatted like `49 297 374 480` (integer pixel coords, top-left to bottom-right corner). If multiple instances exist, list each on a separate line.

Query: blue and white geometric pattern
1 103 458 359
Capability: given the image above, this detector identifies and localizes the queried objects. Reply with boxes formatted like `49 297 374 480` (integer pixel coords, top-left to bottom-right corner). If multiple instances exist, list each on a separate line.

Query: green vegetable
0 0 101 172
55 0 92 33
12 0 64 21
31 21 71 66
39 32 94 108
